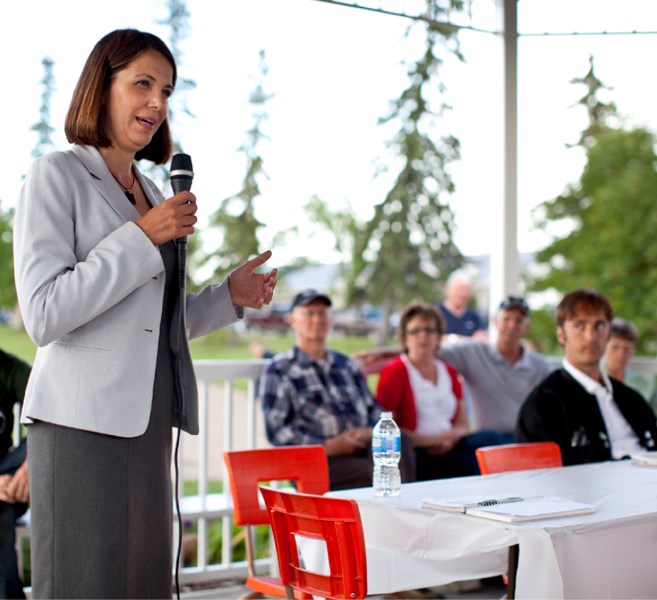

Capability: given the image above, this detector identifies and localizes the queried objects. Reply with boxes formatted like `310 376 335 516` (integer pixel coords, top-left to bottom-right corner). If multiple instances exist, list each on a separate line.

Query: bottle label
372 435 401 453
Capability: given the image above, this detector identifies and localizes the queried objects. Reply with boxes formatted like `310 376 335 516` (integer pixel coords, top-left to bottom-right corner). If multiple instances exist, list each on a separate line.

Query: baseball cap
291 289 332 310
499 295 529 316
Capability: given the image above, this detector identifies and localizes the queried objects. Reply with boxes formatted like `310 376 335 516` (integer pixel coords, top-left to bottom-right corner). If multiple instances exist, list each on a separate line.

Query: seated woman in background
376 303 503 480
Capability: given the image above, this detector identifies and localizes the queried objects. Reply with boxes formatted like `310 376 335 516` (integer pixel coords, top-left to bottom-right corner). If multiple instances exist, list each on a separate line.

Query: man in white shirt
516 289 657 465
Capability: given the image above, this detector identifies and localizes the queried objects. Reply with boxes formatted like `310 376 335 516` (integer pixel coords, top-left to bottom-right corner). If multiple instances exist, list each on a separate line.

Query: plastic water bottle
372 411 401 497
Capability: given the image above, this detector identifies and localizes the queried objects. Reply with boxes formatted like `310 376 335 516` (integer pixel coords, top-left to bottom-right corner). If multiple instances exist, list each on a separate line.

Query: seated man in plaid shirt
260 289 415 490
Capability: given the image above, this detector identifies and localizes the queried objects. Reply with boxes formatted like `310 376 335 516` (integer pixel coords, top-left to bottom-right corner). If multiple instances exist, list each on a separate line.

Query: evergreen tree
201 50 270 283
568 54 617 148
530 57 657 352
31 57 57 158
349 1 465 337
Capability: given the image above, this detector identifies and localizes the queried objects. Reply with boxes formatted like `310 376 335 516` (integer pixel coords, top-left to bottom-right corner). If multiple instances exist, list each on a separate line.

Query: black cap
291 289 332 310
499 295 529 316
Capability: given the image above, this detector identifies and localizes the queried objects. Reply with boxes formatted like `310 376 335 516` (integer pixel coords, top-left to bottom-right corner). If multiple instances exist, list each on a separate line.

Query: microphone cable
172 238 187 600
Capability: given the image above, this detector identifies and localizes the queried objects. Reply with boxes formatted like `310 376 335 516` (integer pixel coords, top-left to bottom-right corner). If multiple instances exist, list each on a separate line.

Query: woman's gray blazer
13 144 239 437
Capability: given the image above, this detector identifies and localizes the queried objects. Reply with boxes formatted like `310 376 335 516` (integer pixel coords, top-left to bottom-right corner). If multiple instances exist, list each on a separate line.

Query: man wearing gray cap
260 289 415 490
439 296 554 441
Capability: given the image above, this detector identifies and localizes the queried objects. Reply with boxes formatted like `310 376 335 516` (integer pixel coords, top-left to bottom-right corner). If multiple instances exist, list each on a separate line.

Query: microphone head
170 153 194 194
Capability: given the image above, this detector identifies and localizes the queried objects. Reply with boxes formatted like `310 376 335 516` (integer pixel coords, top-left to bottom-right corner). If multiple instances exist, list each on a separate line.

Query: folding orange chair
475 441 563 598
475 441 563 475
260 486 367 600
223 446 330 599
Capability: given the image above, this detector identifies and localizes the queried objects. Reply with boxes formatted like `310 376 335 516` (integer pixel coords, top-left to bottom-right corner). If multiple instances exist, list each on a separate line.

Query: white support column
491 0 520 318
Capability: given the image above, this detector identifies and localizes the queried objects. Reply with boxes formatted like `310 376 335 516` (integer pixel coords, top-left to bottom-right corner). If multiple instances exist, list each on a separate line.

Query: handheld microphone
170 153 194 195
169 153 194 287
170 152 194 243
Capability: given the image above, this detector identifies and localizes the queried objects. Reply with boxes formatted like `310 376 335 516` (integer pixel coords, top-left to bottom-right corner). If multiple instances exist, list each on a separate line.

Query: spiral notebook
420 494 596 522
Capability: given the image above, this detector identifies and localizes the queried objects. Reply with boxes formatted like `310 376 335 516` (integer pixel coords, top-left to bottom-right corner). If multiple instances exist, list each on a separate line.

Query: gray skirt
28 242 179 599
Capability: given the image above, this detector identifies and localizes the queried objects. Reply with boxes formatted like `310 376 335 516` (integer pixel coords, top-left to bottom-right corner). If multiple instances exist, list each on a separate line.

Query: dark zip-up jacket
516 368 657 465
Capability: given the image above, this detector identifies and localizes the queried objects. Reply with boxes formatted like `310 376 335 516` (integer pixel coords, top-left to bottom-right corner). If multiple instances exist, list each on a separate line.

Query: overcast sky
2 0 657 266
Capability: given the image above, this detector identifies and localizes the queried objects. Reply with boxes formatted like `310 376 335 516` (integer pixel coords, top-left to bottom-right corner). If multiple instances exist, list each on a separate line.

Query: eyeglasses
405 327 439 336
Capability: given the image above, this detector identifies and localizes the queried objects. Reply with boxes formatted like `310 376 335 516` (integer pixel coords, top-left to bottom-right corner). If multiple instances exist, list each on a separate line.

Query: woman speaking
13 28 276 599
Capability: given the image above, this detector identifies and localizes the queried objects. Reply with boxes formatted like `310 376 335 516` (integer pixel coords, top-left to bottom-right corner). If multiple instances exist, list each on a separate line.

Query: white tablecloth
325 461 657 598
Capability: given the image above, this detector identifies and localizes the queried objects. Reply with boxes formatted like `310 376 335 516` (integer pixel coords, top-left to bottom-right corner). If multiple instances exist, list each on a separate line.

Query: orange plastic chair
475 441 563 475
475 442 563 598
223 446 330 599
260 486 368 600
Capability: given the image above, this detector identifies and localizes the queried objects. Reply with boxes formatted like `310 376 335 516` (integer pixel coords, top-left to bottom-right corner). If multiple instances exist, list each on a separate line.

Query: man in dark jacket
516 289 657 465
0 348 31 598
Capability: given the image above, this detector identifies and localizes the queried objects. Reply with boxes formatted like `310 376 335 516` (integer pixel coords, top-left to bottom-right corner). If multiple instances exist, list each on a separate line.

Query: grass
0 325 39 363
0 324 387 364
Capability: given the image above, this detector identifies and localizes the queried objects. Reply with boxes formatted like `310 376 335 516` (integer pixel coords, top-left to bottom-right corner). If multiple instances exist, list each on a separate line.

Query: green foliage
532 126 657 351
530 57 657 352
302 195 363 295
0 202 16 310
524 308 564 356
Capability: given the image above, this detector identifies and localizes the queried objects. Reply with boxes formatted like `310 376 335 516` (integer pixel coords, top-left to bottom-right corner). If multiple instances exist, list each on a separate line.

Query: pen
472 496 524 507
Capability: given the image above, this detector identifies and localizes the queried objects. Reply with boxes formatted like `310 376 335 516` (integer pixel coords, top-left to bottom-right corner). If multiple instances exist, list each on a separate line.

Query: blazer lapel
71 145 154 222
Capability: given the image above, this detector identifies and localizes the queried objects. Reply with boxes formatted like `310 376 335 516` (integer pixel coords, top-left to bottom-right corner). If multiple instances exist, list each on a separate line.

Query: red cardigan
375 356 463 432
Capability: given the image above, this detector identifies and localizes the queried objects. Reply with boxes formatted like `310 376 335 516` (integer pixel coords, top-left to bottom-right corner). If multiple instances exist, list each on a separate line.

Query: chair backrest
223 445 330 526
475 441 563 475
260 487 368 600
354 348 398 377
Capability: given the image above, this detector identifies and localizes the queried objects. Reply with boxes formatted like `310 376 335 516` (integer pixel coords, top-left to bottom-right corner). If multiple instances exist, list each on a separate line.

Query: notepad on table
420 494 596 522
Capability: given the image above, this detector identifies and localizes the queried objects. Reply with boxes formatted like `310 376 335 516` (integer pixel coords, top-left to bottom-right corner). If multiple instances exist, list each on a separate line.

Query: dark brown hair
609 317 639 344
397 303 445 353
65 29 177 164
556 289 614 327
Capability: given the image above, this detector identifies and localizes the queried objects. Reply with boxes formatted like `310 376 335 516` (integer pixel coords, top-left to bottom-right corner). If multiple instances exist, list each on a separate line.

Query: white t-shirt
401 354 457 436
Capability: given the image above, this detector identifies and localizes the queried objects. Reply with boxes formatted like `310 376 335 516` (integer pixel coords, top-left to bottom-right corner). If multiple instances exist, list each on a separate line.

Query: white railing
175 358 272 587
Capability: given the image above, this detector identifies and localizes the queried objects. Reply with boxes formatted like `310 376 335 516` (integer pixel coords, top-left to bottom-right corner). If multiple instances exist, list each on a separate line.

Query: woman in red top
376 303 502 480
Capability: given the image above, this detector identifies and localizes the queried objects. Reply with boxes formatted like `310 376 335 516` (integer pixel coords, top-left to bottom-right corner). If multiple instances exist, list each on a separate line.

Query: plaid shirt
261 346 381 446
